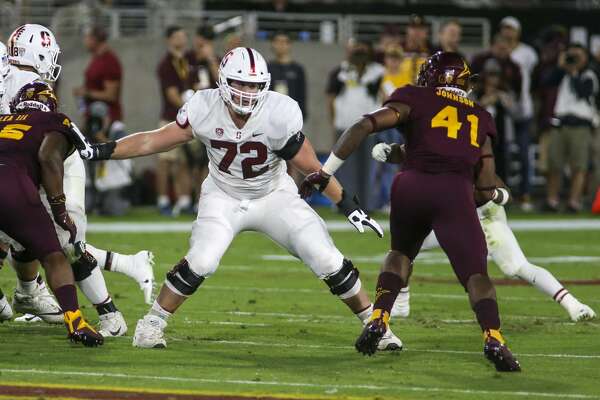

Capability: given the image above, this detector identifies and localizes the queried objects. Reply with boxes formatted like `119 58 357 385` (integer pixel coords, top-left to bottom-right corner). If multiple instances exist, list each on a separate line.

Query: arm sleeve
382 85 416 120
176 91 208 135
269 97 304 160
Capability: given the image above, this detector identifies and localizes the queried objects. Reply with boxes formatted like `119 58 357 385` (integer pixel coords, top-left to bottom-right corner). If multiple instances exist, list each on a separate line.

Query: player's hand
48 194 77 244
299 170 331 199
337 191 384 238
372 143 392 162
79 141 116 161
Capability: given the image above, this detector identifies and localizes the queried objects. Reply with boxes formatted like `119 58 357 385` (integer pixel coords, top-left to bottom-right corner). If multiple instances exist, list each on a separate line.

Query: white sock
149 300 172 322
86 244 109 270
356 303 373 325
553 289 579 311
76 266 110 305
157 195 170 207
175 195 191 208
516 263 564 298
17 274 39 294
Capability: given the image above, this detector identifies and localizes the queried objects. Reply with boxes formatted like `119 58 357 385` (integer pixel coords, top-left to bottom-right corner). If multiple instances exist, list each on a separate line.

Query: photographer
543 43 598 212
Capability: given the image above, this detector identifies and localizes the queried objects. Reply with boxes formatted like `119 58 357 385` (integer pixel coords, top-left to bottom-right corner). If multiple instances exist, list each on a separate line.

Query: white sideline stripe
86 219 600 233
183 320 270 327
1 368 598 399
202 285 600 304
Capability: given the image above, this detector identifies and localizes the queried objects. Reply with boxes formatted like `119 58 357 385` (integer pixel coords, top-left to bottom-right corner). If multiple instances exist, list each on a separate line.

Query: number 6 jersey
176 89 305 199
385 85 496 180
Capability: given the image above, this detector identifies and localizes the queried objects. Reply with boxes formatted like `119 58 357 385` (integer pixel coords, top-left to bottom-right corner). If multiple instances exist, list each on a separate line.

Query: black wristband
97 141 117 160
336 190 360 217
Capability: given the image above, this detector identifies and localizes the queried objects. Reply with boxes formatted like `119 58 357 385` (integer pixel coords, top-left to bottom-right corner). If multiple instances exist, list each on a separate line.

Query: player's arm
79 122 194 161
86 80 120 103
38 132 77 243
474 136 510 207
292 137 384 237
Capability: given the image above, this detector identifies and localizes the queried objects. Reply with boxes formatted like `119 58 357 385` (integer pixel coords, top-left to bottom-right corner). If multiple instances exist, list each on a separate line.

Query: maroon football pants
389 170 488 289
0 164 62 261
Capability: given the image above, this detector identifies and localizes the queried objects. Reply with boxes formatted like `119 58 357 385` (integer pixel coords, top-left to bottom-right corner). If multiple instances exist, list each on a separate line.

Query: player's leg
432 180 519 372
256 182 402 351
133 180 239 348
480 203 595 321
0 287 13 322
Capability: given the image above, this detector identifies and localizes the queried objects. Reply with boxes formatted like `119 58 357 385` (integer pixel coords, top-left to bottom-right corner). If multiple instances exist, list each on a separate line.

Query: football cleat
0 297 13 322
64 309 104 347
483 329 520 372
391 286 410 318
128 251 156 305
568 303 596 322
378 326 403 351
355 309 390 356
98 311 128 337
12 282 63 324
133 315 167 348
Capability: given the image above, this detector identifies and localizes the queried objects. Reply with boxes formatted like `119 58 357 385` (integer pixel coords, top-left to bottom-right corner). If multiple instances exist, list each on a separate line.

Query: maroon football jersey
384 85 496 179
0 111 73 186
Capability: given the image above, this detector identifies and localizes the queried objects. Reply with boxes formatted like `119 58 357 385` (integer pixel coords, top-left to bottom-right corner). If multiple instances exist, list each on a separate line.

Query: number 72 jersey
176 89 305 199
384 85 497 179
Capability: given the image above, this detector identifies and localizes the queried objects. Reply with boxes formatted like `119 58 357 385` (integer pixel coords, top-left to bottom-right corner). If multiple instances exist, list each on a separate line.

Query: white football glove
371 143 392 162
347 208 385 237
478 201 507 224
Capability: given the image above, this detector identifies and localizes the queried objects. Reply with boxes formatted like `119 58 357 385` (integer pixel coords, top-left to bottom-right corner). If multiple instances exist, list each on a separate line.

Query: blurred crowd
76 14 600 216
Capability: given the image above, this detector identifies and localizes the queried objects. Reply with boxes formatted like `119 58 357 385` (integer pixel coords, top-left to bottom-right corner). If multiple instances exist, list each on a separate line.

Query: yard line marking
1 369 598 399
86 219 600 233
182 320 270 327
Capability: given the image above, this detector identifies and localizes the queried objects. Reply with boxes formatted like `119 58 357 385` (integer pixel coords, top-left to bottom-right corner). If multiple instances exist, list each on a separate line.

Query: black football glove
78 141 116 161
48 194 77 244
299 169 331 199
337 191 384 238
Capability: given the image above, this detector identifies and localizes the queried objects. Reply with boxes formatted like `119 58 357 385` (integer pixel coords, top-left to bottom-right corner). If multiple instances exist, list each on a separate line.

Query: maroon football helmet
10 81 58 113
417 51 472 91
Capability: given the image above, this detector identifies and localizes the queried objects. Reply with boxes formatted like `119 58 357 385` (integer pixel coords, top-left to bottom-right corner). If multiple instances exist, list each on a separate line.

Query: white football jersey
177 89 303 199
0 65 43 113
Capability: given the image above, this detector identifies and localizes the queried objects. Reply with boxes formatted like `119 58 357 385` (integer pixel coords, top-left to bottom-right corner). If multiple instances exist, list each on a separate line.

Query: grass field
0 208 599 399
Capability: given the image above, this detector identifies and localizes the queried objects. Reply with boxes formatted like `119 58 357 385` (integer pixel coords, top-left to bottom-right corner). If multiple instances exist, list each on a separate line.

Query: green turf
1 214 599 399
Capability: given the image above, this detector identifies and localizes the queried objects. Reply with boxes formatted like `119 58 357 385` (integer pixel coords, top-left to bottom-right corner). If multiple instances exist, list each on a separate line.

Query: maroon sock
372 271 404 314
53 284 79 313
473 298 501 331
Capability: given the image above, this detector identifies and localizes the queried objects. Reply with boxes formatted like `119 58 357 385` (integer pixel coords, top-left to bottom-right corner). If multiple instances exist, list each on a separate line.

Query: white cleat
568 303 596 322
0 297 13 322
133 315 167 348
377 325 403 351
98 311 128 337
129 251 156 305
12 283 63 324
14 313 42 323
391 286 410 318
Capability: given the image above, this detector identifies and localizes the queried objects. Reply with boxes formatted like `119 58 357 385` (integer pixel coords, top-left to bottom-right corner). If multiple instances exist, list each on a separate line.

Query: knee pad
72 251 98 282
166 259 205 296
323 259 361 298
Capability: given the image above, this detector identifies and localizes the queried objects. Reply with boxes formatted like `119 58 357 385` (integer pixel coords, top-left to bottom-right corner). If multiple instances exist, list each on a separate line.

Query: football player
303 52 521 371
0 82 103 346
79 47 403 351
372 140 596 322
1 25 153 336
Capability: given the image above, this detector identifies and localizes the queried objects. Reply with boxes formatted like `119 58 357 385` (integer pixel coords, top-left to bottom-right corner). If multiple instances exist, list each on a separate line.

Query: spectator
74 26 123 125
187 25 219 91
471 33 522 96
473 58 519 184
500 16 539 211
156 26 195 216
268 31 307 118
400 14 432 84
374 24 402 64
543 43 598 212
326 38 384 211
379 45 407 98
224 32 243 52
433 19 464 58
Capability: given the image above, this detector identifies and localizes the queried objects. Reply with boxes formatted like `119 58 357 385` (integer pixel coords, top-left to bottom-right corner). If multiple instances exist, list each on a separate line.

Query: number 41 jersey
177 89 304 200
385 85 496 180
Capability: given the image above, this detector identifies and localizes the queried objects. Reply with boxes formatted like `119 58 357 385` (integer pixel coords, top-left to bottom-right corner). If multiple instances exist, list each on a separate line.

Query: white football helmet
0 42 9 98
217 47 270 115
7 24 61 82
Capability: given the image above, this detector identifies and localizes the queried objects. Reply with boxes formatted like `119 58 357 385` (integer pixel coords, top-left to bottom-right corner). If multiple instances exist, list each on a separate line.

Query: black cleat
484 335 521 372
355 317 387 356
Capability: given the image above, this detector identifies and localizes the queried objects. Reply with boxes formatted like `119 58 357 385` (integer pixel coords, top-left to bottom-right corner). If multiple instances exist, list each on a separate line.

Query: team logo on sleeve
215 128 224 137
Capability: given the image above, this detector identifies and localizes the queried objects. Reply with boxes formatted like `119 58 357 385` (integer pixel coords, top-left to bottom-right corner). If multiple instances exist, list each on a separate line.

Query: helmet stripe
245 47 256 75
